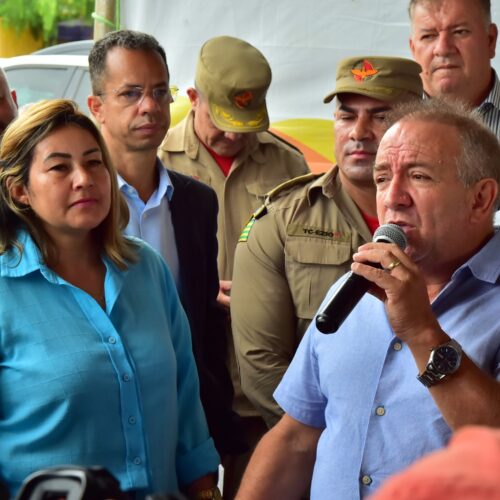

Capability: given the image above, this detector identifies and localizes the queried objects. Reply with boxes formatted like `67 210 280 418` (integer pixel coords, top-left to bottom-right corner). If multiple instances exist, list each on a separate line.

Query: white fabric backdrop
122 0 500 121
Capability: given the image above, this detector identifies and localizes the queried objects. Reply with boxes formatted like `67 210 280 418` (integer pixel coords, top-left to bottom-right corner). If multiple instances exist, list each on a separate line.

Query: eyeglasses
98 85 179 107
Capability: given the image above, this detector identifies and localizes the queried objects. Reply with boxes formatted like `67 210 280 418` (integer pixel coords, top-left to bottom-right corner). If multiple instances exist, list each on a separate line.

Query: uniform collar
305 165 341 204
305 165 373 243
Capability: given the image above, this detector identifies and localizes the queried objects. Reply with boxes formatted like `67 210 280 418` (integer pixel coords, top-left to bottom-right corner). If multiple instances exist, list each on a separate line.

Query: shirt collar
452 229 500 284
0 228 128 313
478 70 500 113
422 70 500 112
117 158 174 202
0 230 45 278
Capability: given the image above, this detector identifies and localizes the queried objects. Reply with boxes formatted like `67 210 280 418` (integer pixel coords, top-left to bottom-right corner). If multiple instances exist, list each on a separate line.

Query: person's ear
10 89 17 108
7 177 29 206
488 23 498 59
186 87 200 110
469 178 498 223
409 36 416 58
88 94 105 124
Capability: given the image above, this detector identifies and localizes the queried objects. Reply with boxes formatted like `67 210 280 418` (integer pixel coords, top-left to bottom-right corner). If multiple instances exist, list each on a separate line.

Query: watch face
432 345 461 374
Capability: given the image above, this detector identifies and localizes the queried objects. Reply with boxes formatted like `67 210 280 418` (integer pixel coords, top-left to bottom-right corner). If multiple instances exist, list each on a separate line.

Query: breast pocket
285 237 354 320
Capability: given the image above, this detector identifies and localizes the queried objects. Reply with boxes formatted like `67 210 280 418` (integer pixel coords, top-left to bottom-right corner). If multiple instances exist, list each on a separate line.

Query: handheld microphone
315 224 407 334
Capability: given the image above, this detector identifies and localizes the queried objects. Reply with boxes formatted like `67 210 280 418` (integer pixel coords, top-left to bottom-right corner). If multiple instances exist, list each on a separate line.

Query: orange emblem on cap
234 90 253 109
351 60 378 82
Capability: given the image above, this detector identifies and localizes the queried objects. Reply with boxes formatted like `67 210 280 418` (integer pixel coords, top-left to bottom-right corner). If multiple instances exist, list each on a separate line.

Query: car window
4 66 72 108
72 69 92 113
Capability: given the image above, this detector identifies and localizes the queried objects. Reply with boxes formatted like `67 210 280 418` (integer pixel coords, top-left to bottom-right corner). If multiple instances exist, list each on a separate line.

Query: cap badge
351 60 378 82
234 90 253 109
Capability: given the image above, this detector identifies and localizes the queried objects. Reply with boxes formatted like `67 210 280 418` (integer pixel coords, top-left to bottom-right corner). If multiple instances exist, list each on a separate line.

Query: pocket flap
285 237 352 266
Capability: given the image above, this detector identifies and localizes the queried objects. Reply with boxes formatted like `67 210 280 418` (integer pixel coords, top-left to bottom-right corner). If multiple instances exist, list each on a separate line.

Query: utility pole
93 0 117 40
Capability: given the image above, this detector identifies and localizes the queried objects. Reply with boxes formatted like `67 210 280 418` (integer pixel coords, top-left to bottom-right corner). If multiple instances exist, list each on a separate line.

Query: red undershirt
361 211 380 235
206 146 235 177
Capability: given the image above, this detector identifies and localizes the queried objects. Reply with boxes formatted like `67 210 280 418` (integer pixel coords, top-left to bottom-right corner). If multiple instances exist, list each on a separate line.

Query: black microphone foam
315 224 407 334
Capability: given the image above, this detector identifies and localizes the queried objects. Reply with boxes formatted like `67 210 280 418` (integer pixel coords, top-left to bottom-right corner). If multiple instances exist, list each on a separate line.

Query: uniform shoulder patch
238 205 267 243
266 173 321 203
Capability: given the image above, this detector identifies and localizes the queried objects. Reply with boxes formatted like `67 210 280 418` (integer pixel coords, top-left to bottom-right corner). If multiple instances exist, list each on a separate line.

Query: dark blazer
168 170 245 456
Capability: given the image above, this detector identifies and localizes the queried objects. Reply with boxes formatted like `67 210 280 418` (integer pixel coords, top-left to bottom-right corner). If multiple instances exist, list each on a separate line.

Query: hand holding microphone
315 224 407 334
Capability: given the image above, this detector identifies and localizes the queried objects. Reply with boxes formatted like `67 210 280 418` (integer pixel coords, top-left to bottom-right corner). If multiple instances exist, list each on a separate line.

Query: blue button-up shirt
118 159 180 287
275 229 500 500
0 231 219 497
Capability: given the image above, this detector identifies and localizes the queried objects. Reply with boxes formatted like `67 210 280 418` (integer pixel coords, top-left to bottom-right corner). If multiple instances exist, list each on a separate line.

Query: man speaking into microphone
236 99 500 500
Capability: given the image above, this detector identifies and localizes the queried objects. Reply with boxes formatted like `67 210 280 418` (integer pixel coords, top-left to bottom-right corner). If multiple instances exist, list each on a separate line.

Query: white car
0 54 91 112
33 40 93 56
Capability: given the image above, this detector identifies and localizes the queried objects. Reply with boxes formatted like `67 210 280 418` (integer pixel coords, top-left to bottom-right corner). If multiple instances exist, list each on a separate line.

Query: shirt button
361 475 372 486
123 374 131 382
108 337 116 344
128 416 136 425
133 457 142 465
393 342 402 351
375 406 386 416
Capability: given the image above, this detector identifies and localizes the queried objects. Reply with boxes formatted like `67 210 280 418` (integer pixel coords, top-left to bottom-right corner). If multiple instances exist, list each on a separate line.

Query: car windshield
1 56 92 113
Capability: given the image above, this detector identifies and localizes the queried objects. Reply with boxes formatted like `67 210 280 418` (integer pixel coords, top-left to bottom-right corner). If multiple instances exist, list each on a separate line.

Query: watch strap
417 364 445 388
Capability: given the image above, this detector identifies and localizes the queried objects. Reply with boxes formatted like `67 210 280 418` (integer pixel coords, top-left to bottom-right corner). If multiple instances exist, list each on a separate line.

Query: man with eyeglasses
88 30 241 499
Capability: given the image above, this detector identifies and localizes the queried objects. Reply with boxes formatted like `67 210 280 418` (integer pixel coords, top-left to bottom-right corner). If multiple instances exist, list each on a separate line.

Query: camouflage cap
195 36 271 133
324 56 423 104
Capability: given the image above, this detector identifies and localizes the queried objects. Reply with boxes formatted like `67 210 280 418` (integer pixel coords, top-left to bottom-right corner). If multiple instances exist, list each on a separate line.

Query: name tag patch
287 224 350 242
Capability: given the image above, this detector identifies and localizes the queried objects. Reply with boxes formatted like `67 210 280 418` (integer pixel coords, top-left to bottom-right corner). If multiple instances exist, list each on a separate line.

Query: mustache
344 142 378 155
430 58 459 73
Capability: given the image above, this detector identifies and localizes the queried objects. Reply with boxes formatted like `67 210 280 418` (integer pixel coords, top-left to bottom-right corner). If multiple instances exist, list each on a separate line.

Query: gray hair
408 0 492 26
386 99 500 208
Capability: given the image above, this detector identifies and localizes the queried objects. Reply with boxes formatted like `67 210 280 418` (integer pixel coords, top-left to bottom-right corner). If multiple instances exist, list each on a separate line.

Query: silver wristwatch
417 339 462 388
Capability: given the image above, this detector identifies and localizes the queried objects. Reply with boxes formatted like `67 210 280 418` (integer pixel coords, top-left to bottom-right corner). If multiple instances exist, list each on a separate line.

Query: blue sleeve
273 323 327 428
273 294 336 429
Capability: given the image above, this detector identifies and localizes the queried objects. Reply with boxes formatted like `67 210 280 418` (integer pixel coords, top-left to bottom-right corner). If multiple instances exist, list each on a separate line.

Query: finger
352 249 402 272
366 283 387 303
353 243 413 271
384 257 401 273
351 259 407 292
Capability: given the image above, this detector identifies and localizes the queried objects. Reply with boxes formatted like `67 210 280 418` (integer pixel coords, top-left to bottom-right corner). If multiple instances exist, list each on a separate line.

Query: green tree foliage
0 0 94 43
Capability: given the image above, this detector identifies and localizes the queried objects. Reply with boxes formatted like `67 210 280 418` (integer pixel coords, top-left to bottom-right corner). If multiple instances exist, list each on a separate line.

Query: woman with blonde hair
0 100 219 498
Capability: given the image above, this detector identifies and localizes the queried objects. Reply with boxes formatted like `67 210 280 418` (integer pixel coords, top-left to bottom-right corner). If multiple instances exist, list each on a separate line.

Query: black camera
13 466 186 500
15 466 128 500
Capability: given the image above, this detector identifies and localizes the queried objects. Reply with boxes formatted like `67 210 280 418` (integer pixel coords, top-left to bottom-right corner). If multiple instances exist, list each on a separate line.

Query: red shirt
361 211 380 235
206 147 235 177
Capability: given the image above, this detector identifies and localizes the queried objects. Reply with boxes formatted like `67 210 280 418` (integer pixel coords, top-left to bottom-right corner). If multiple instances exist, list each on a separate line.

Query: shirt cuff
177 437 220 486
